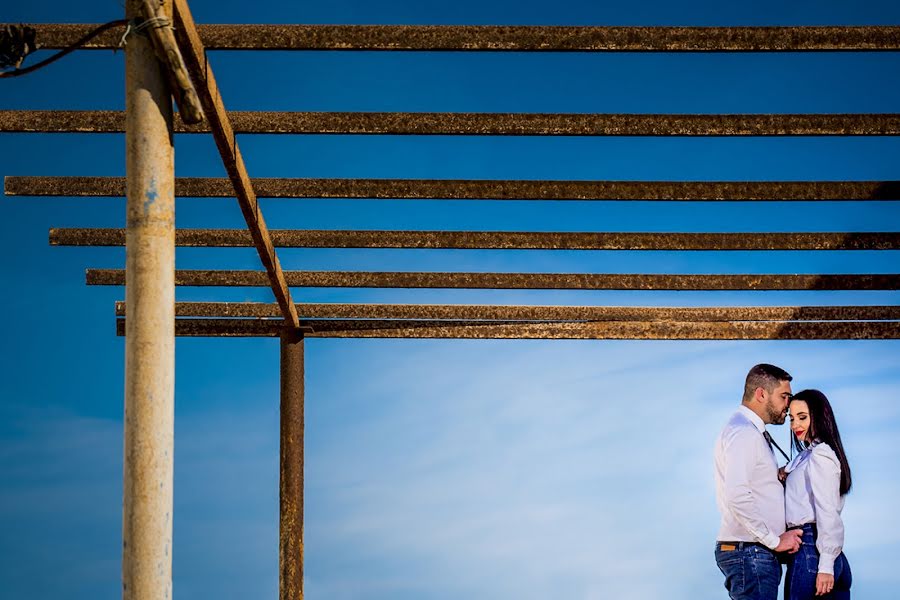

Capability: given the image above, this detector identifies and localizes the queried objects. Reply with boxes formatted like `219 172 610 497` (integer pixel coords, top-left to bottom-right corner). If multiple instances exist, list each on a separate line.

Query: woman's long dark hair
790 389 853 495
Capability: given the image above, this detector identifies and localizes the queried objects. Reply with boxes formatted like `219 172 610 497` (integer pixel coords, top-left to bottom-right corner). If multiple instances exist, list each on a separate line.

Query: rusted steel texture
4 110 900 136
112 318 900 339
10 176 900 201
20 23 900 52
279 331 304 600
51 228 900 251
170 0 299 327
114 301 900 322
88 269 900 290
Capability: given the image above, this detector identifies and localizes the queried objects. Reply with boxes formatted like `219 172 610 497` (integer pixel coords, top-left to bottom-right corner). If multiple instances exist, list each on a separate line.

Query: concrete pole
280 330 305 600
123 0 175 598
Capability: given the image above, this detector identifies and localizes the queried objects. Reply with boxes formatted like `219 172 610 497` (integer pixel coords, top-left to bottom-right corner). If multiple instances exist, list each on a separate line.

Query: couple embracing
714 364 853 599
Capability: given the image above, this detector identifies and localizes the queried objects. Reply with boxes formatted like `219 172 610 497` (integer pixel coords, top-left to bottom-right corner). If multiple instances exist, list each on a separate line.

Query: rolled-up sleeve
723 429 781 550
808 444 844 574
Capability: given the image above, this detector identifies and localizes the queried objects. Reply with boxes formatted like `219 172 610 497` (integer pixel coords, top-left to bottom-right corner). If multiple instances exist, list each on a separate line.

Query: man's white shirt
715 405 786 550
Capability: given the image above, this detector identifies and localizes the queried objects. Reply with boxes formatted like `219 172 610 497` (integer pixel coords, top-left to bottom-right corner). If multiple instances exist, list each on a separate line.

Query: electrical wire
1 20 128 79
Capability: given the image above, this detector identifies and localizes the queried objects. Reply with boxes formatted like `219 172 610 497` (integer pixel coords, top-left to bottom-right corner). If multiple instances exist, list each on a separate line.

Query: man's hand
774 529 802 553
815 573 835 595
777 466 787 483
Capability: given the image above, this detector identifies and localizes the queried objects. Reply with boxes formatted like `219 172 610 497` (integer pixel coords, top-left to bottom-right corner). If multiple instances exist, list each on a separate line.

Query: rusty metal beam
169 0 298 328
4 110 900 136
50 228 900 251
114 301 900 322
88 269 900 290
20 23 900 52
112 318 900 339
279 330 304 600
10 176 900 201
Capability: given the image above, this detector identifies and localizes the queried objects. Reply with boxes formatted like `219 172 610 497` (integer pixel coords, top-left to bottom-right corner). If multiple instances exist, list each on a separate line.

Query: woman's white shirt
784 442 845 574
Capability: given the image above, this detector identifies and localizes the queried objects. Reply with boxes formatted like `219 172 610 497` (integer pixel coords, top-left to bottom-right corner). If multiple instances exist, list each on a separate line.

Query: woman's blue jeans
784 524 852 600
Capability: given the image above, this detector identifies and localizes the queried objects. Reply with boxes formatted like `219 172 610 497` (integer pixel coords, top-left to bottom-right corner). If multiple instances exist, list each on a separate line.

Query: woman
780 389 853 599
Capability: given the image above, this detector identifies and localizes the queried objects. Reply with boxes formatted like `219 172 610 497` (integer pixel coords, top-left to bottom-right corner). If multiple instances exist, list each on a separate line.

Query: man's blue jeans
715 541 782 600
784 524 852 600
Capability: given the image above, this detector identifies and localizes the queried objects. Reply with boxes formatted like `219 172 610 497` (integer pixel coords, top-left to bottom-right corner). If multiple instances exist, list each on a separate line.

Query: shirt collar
738 405 766 433
785 441 819 473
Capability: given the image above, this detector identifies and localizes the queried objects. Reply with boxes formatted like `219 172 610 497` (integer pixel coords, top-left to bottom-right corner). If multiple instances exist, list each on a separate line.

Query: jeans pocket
750 547 782 595
752 545 778 563
804 550 819 574
715 548 743 568
716 551 745 594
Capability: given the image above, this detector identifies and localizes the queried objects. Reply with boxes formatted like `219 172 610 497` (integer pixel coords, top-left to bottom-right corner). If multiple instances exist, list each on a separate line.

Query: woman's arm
808 443 844 574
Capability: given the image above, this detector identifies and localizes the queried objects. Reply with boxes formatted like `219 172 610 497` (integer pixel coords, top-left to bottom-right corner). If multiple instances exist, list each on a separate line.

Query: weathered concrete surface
122 0 175 598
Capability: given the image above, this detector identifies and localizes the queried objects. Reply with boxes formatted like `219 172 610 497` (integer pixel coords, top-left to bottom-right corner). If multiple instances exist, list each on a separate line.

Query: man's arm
722 428 782 550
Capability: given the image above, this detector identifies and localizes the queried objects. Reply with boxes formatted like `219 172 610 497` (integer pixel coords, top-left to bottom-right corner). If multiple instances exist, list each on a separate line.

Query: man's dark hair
742 363 792 403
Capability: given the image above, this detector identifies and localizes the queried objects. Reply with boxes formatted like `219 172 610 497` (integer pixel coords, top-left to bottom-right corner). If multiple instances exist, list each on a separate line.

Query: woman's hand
778 466 787 483
815 573 834 595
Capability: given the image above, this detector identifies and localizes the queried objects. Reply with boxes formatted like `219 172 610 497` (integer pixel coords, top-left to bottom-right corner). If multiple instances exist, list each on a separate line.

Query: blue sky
1 1 900 598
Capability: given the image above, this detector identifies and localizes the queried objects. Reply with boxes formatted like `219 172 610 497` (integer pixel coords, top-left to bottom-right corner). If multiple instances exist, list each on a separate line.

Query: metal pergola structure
3 3 900 599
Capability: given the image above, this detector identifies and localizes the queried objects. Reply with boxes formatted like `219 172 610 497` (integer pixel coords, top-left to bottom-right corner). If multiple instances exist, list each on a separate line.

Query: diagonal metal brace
169 0 299 327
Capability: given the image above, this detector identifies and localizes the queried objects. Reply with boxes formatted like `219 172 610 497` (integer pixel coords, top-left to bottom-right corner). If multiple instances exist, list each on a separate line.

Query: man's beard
766 400 787 424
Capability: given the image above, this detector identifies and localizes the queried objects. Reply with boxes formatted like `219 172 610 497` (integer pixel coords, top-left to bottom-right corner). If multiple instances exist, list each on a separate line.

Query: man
714 363 802 599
